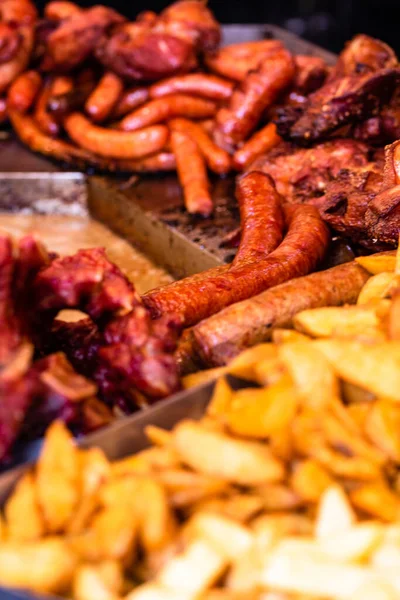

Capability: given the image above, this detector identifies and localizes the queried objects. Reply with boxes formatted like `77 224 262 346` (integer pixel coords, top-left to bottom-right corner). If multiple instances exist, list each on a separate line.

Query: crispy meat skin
276 35 400 144
253 134 399 248
251 139 370 204
0 235 180 462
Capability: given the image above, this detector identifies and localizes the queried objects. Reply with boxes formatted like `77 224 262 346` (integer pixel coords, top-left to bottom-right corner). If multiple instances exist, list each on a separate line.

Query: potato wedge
315 339 400 402
36 421 80 533
294 305 385 337
173 420 285 485
315 485 356 538
357 272 396 305
225 374 298 439
5 472 45 541
0 538 76 594
355 252 396 275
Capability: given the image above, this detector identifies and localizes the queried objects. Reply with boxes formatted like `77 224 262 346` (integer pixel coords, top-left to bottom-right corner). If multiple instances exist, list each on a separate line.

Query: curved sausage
85 71 124 123
233 122 281 171
34 79 60 137
112 152 176 173
64 112 169 159
120 94 217 131
7 70 42 113
112 86 149 118
149 73 234 101
8 109 97 164
143 173 326 327
232 170 285 266
170 129 213 216
193 261 371 366
170 117 231 175
214 47 295 150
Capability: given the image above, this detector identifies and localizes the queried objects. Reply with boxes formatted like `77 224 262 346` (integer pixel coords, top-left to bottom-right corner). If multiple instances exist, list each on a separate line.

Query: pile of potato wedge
2 247 400 599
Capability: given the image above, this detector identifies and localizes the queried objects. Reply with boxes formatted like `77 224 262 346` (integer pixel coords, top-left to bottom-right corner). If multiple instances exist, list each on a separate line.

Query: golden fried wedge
5 472 44 541
314 339 400 401
225 374 298 439
294 305 385 337
355 252 396 275
173 420 285 485
36 421 79 533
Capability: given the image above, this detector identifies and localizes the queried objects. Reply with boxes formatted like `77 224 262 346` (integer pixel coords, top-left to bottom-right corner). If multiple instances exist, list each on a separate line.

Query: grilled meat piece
276 35 400 144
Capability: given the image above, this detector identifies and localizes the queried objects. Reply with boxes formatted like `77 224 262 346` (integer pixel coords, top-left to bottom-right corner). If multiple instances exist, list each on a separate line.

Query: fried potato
256 483 302 511
357 272 396 305
192 493 263 523
290 459 334 503
388 293 400 340
352 580 398 600
5 472 44 541
355 252 396 275
173 420 285 485
315 485 356 538
0 537 76 594
261 543 378 599
294 305 385 337
145 425 172 447
365 400 400 462
73 561 123 600
68 447 110 535
278 340 338 409
186 512 254 560
133 477 177 553
36 421 80 533
207 376 233 421
157 539 227 598
272 328 310 344
183 367 227 389
314 339 400 402
225 374 298 439
318 522 383 563
227 344 278 381
156 468 229 508
350 481 400 522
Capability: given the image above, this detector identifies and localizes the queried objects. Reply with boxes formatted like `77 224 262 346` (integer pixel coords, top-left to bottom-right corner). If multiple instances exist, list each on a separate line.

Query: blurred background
37 0 400 54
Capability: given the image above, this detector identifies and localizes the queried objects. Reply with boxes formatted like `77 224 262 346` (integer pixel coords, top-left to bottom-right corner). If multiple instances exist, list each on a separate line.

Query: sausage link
170 129 213 216
193 261 371 366
232 170 284 266
7 70 42 113
120 94 217 132
149 74 234 101
233 122 281 171
47 81 95 119
215 48 295 150
34 79 60 136
85 72 124 123
112 87 149 118
170 118 231 175
143 173 325 327
64 112 169 159
50 75 73 97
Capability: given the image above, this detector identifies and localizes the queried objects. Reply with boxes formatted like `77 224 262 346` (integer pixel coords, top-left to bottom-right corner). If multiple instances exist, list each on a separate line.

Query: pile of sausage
1 0 328 215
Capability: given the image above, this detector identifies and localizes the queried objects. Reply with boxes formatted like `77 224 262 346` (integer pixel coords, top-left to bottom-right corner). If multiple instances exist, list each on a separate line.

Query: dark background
37 0 400 54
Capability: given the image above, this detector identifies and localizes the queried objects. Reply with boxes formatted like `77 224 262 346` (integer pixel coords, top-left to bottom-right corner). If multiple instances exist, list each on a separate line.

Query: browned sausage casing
7 70 42 113
192 261 371 366
215 47 295 150
149 73 234 100
144 173 329 327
